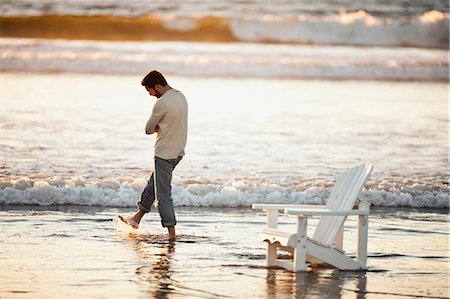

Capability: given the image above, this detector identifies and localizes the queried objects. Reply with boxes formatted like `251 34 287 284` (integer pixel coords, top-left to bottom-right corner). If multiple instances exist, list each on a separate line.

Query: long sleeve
145 100 167 135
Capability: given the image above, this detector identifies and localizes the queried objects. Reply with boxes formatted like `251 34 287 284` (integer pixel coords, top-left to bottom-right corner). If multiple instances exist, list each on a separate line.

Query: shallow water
1 206 448 299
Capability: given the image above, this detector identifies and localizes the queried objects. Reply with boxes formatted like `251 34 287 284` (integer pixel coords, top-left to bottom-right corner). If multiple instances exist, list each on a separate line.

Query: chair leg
293 216 308 271
357 214 369 267
267 243 277 267
293 246 307 271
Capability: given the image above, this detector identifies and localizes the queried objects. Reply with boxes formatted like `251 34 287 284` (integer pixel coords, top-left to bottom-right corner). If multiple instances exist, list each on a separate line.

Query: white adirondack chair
252 163 373 271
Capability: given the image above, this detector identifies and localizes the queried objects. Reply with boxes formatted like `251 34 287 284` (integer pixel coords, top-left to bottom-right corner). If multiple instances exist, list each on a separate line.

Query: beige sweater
145 89 188 160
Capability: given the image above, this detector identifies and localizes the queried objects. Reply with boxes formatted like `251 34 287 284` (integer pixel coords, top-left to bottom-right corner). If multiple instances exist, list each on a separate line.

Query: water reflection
266 268 367 299
132 238 176 298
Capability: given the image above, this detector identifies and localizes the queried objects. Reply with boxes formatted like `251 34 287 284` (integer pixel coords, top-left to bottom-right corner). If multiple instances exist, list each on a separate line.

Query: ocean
1 1 449 298
1 74 448 209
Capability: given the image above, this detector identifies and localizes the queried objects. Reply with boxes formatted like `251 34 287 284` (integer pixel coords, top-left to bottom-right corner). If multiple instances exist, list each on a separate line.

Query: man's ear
154 84 162 91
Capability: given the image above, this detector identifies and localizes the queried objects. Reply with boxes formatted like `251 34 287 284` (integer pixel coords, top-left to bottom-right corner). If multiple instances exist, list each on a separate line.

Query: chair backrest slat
312 164 372 246
313 167 358 242
323 165 366 245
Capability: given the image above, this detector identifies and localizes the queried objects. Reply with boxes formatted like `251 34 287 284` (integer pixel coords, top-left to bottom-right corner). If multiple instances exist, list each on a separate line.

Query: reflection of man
134 241 175 297
119 70 188 241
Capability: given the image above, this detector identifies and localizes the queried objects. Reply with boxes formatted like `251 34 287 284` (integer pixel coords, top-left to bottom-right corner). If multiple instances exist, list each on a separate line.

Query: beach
1 0 449 298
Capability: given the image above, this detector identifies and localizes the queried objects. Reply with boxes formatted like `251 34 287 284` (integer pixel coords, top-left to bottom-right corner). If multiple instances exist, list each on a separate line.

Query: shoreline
1 204 448 214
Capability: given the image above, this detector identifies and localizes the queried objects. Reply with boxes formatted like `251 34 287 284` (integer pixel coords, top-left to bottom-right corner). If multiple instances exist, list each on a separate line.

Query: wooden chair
252 164 373 271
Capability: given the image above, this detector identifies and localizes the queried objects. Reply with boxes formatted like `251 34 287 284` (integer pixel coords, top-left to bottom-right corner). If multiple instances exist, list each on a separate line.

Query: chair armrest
285 208 369 216
252 204 326 211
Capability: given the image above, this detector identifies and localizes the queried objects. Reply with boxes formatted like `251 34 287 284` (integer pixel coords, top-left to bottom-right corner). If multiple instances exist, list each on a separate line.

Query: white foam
1 38 447 81
360 190 449 209
228 10 449 49
159 14 198 32
0 176 447 209
113 216 153 236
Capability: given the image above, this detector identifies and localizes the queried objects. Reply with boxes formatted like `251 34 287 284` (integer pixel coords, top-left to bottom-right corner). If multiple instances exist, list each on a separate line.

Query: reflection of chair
266 269 367 298
253 164 373 271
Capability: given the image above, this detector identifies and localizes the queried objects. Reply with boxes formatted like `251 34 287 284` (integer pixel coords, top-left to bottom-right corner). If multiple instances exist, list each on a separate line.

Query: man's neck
160 85 172 96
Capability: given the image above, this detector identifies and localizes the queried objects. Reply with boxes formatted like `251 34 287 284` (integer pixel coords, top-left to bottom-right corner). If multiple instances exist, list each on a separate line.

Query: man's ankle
167 226 176 239
132 210 145 223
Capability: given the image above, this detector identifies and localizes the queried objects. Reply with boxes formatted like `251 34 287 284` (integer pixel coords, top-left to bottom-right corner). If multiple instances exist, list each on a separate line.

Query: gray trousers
137 156 182 227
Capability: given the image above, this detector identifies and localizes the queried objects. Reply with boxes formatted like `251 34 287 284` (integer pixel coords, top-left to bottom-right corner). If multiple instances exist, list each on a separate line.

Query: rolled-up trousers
137 156 182 227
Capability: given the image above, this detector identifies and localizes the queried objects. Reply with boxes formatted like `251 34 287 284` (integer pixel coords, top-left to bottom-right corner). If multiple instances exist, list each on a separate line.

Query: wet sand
1 206 448 298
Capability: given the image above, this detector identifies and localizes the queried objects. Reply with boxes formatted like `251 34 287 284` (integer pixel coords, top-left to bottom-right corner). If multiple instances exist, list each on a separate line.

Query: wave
1 10 448 48
0 176 448 209
2 38 448 81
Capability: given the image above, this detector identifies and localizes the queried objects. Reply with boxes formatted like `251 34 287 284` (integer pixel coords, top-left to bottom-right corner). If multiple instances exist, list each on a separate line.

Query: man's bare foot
117 210 145 229
117 215 139 229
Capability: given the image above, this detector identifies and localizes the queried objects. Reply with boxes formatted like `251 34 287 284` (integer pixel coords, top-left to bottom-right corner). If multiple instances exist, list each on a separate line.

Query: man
119 70 188 240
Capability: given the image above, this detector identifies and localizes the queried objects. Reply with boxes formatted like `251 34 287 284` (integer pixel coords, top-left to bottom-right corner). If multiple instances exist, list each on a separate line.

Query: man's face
145 86 161 98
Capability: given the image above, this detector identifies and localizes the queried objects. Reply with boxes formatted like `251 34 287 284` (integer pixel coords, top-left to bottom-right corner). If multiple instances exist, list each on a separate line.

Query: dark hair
141 70 168 89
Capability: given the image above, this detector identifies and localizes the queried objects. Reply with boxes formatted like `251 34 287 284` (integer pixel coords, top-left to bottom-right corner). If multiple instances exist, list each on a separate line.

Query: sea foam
1 38 447 81
0 176 447 209
229 10 449 49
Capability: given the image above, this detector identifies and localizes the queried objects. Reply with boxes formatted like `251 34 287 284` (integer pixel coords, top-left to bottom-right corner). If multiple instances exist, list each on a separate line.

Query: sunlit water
1 206 448 298
1 73 448 208
1 72 448 298
1 1 448 297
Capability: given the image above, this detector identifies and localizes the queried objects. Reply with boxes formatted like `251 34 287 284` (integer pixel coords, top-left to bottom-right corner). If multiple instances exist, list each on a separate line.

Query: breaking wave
1 10 448 48
0 175 448 209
